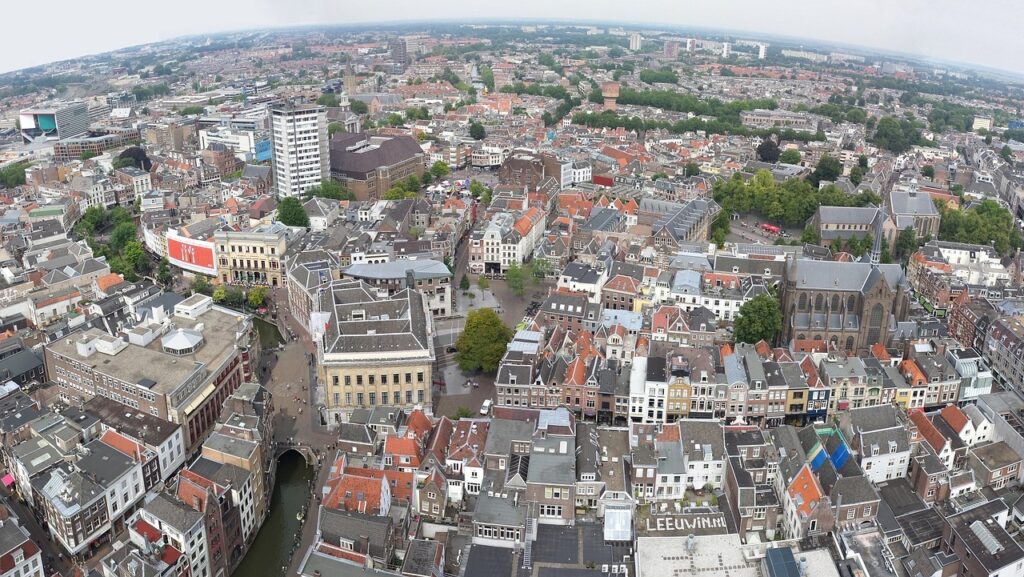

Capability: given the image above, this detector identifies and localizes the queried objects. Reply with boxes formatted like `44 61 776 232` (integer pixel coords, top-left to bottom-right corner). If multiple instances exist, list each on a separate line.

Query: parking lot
725 214 802 245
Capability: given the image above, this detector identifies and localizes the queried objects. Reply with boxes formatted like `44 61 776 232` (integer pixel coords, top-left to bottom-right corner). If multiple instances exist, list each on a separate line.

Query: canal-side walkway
255 284 336 577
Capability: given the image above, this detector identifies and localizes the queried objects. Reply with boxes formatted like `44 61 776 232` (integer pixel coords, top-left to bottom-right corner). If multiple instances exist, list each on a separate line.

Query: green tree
733 294 783 344
1000 145 1013 162
350 99 368 114
109 222 138 254
937 199 1022 256
850 165 864 186
921 165 935 178
328 122 344 136
469 180 486 198
110 206 132 226
801 223 819 244
810 154 842 186
0 161 30 188
122 241 148 274
453 406 474 420
710 211 730 246
247 286 268 308
191 275 211 295
460 274 471 291
80 151 100 161
112 157 136 170
224 288 245 308
469 121 486 140
683 162 701 177
404 174 421 191
383 186 416 200
276 196 310 227
455 308 513 373
480 64 495 92
157 257 172 286
212 284 226 303
896 226 918 263
306 180 354 201
477 275 489 294
756 138 780 163
872 116 923 154
779 149 801 164
386 113 404 126
317 93 340 107
530 259 550 281
858 155 869 169
506 263 525 296
430 161 450 179
880 237 892 264
179 105 205 116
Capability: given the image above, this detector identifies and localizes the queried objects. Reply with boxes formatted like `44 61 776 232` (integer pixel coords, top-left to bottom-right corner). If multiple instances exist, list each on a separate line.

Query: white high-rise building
270 103 328 197
758 44 767 60
722 42 732 58
629 33 643 51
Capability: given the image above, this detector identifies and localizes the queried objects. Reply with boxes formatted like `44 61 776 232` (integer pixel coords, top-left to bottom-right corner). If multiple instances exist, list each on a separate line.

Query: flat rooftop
83 396 180 445
637 534 757 577
47 306 248 401
637 536 839 577
597 428 629 493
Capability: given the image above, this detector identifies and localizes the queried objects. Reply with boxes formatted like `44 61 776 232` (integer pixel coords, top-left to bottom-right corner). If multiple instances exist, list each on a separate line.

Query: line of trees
639 68 678 84
571 110 825 142
937 199 1023 256
0 161 30 188
75 206 150 281
871 116 930 154
614 89 776 120
713 170 880 227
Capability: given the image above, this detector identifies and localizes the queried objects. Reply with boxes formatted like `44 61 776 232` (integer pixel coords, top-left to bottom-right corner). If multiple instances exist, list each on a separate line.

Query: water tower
602 82 620 112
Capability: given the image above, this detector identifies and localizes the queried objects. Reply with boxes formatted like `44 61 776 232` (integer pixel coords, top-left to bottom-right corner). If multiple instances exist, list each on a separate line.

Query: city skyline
2 0 1023 77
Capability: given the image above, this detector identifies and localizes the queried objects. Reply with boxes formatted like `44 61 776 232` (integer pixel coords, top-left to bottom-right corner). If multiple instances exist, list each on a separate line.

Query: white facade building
135 495 210 577
270 104 328 197
629 357 667 424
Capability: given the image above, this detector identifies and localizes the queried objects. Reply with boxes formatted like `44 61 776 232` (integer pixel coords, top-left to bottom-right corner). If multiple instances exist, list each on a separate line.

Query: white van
480 399 493 415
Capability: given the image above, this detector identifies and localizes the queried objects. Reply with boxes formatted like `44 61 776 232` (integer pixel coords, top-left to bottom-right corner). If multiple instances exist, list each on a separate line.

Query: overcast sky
2 0 1021 76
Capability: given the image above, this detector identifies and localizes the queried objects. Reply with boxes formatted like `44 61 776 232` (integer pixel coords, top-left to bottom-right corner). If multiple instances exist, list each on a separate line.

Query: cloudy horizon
2 0 1021 77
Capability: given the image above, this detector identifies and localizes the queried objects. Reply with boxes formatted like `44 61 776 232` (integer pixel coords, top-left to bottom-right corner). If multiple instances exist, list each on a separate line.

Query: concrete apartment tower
270 103 328 197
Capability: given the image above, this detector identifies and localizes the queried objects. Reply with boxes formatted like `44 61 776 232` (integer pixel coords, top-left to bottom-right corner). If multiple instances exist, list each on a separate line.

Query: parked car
480 399 493 415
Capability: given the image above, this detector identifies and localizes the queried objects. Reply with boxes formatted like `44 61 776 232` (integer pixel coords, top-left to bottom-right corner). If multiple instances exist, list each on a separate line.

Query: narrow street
259 284 336 577
0 485 73 577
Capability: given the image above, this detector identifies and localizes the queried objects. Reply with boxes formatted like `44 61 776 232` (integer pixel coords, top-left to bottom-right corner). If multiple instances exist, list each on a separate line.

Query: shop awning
2 473 14 487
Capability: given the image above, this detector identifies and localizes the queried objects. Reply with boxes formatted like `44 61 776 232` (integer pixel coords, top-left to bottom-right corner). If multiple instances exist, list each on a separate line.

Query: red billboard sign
167 236 216 275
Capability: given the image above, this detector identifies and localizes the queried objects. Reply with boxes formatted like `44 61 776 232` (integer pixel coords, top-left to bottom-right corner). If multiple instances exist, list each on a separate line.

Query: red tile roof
870 343 891 362
383 436 421 466
95 273 125 293
787 464 824 519
604 274 640 294
910 411 947 454
405 409 432 442
448 420 488 467
100 429 146 462
939 405 969 434
0 536 36 573
323 473 385 514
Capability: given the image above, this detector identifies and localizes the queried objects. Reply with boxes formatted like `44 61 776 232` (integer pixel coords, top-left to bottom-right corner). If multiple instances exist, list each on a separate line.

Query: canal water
232 451 314 577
